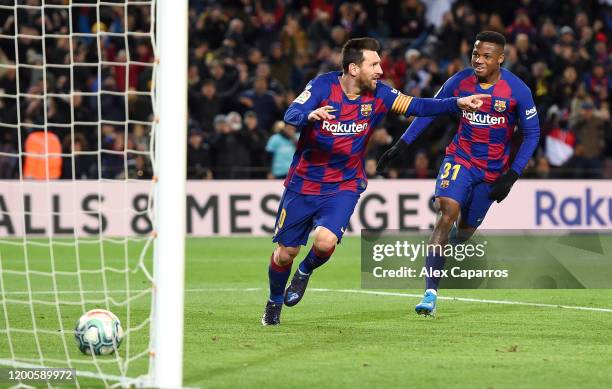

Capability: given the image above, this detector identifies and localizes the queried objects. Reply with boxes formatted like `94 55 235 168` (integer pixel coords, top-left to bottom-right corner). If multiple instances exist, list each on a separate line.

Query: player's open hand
308 105 336 121
457 94 490 112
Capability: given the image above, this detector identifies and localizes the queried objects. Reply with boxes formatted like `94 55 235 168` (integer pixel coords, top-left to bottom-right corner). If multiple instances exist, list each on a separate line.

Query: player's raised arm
378 81 488 119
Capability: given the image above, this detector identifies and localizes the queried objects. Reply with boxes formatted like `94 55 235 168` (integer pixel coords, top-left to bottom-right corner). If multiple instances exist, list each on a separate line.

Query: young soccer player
376 31 541 315
262 37 490 325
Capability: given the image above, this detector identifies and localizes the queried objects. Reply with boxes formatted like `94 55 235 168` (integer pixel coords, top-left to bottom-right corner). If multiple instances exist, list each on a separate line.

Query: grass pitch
1 237 611 388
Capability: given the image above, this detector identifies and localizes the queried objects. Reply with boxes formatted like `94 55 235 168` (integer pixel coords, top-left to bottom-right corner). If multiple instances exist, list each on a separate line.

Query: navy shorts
434 155 495 228
272 189 360 247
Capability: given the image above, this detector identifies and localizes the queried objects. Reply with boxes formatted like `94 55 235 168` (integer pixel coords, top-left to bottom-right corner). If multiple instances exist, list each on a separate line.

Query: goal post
0 0 187 387
151 0 188 387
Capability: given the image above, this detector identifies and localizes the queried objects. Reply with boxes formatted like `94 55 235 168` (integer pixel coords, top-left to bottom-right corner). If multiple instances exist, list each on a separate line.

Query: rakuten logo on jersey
462 111 506 126
321 120 368 136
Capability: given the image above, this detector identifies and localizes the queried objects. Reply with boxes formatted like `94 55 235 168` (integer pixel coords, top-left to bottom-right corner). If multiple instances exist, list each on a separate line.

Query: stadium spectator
514 33 538 70
101 129 125 179
307 9 333 51
280 13 309 56
506 8 535 41
265 121 297 179
23 131 62 180
552 66 580 110
0 0 610 180
391 0 427 40
61 133 97 179
250 62 285 95
269 42 292 91
436 11 462 61
187 129 212 180
243 111 269 179
534 156 552 179
568 102 607 178
209 60 241 108
407 149 434 179
210 114 253 179
238 76 279 131
190 79 222 132
0 132 18 179
365 157 383 179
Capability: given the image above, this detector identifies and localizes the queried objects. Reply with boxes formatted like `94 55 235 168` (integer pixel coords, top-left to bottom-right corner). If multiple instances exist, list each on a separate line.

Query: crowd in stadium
0 0 609 180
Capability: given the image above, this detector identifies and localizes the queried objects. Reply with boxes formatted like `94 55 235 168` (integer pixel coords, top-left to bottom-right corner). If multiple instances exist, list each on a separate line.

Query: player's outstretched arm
377 94 490 173
377 77 463 173
405 94 490 117
457 94 491 111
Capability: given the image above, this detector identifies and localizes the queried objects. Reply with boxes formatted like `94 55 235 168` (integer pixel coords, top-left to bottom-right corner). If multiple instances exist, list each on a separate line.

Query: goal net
0 0 186 387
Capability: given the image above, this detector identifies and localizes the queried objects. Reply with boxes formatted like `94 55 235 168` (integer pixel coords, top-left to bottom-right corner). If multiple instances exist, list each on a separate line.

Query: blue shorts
434 155 494 228
272 189 360 247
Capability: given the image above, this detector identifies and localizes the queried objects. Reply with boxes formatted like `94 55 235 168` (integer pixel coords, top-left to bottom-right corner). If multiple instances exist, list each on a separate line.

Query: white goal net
0 0 184 387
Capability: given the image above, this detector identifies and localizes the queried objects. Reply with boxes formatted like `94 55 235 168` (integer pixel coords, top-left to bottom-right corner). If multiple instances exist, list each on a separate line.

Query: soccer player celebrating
376 31 540 316
262 37 490 325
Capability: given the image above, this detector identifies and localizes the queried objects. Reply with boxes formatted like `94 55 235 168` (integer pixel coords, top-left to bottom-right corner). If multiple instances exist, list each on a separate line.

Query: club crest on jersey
493 99 507 112
440 180 450 189
360 104 372 117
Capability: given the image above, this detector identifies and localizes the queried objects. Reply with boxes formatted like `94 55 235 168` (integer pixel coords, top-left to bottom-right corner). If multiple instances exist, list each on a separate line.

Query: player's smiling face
357 50 383 91
471 41 504 81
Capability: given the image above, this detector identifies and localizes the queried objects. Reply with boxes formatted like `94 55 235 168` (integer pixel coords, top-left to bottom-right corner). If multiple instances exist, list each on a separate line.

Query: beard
359 75 377 92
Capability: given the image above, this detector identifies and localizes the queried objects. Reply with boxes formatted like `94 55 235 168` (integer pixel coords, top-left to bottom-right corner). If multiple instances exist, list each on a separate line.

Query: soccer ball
75 309 124 355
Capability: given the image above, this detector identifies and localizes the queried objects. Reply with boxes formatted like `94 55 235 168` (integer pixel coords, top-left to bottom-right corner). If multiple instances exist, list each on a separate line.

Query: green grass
1 237 612 388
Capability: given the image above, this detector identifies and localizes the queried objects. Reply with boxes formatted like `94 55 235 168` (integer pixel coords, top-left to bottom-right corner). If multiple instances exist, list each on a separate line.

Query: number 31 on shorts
440 162 461 180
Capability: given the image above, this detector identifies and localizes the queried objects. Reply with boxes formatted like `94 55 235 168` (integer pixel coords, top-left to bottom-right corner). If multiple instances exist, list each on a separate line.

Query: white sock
425 288 438 296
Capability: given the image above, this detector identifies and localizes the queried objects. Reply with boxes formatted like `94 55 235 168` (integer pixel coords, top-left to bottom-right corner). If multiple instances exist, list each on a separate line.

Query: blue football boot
415 290 437 316
284 270 311 307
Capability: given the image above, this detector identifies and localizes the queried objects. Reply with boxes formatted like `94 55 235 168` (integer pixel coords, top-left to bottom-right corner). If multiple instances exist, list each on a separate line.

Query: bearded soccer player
377 31 540 316
262 37 490 325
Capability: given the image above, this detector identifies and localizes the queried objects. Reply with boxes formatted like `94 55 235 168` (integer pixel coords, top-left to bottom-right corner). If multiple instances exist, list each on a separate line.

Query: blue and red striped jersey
401 68 540 182
283 71 460 195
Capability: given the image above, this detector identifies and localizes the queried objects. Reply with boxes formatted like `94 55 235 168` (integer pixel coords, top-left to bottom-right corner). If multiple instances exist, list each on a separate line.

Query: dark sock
298 246 335 274
425 253 445 291
268 253 292 304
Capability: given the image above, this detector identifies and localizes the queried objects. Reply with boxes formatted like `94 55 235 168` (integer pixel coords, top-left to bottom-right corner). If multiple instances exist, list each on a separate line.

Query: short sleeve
376 81 413 115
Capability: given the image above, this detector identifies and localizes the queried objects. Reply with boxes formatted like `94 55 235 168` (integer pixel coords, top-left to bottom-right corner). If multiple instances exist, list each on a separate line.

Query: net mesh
0 0 158 387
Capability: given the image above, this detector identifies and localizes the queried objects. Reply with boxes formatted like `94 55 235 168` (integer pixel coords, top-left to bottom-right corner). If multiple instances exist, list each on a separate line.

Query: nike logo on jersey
462 111 506 126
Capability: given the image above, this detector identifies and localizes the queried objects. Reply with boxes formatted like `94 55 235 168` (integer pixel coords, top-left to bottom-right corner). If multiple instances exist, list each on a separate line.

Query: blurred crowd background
0 0 610 180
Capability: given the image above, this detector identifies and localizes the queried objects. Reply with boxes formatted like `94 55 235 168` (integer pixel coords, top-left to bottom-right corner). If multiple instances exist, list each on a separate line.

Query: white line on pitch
2 287 612 313
310 288 612 313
